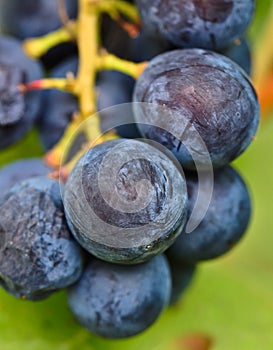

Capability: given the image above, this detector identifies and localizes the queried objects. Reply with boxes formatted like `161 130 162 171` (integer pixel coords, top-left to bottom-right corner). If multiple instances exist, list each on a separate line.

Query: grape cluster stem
22 0 146 171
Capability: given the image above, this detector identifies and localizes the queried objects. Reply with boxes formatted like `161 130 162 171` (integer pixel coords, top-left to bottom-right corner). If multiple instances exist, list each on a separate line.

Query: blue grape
97 70 140 139
0 0 78 69
0 176 84 300
136 0 255 51
220 38 251 76
67 254 171 338
167 254 196 304
0 158 51 197
168 166 251 263
0 0 78 39
64 139 188 264
37 57 79 150
0 35 43 149
133 48 260 169
129 30 173 63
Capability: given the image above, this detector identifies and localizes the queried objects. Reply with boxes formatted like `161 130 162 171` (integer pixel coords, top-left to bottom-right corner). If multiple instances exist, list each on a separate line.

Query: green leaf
0 129 44 167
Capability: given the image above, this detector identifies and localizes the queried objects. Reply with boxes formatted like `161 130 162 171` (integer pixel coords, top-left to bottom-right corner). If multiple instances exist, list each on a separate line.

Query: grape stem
22 0 145 169
23 23 77 59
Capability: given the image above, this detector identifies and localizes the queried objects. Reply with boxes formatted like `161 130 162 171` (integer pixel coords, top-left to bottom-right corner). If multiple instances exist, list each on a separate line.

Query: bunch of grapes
0 0 260 340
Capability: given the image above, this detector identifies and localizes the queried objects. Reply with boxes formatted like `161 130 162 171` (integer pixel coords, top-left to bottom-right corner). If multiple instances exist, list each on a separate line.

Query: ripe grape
136 0 255 50
0 158 51 197
67 254 171 338
64 139 188 264
168 166 251 263
0 177 84 300
0 35 42 149
133 48 259 169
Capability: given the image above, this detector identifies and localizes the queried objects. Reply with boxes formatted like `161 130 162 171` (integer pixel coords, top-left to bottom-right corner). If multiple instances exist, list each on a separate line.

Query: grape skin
0 177 84 300
0 36 43 149
64 139 188 264
133 48 260 169
136 0 255 50
67 254 171 339
168 166 251 263
0 0 78 39
0 158 51 197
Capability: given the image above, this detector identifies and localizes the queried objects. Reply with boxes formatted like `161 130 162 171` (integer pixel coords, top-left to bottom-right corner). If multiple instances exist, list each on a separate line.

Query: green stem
23 22 77 59
97 53 147 79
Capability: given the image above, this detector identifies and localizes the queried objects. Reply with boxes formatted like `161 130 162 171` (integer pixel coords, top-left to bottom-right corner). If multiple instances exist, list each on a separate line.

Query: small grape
67 254 171 339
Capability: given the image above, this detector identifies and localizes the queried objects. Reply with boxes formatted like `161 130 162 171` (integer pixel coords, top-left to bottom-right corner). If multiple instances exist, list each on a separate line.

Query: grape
168 166 251 264
0 0 78 39
220 38 251 76
136 0 255 51
0 35 43 149
0 158 51 197
133 48 260 169
97 70 141 139
37 57 79 150
67 254 171 339
167 254 196 304
129 30 173 63
101 15 131 61
0 176 84 300
63 139 188 264
0 0 78 69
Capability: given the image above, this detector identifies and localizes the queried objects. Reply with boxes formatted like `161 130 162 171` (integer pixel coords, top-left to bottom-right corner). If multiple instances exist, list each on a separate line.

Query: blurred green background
0 1 273 349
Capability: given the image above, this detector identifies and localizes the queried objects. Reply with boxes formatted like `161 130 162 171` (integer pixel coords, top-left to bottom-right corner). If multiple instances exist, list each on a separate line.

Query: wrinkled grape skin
136 0 255 51
0 36 42 149
0 177 84 300
168 166 251 264
133 49 259 169
67 255 171 339
64 139 188 264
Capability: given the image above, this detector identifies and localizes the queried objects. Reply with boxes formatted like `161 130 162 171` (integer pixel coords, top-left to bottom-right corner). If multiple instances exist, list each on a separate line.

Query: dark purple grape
136 0 255 50
0 158 51 197
0 36 43 149
220 37 251 76
133 49 259 169
97 70 141 139
129 30 173 63
37 57 79 150
0 176 84 300
67 254 171 339
0 0 78 69
0 0 78 39
166 253 196 304
100 15 131 61
168 166 251 264
64 139 188 264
